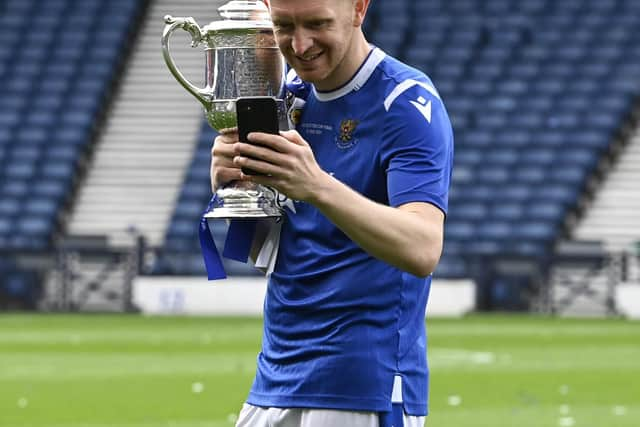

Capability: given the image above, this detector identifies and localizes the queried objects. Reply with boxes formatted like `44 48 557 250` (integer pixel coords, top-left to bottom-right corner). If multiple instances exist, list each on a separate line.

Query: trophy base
203 184 283 219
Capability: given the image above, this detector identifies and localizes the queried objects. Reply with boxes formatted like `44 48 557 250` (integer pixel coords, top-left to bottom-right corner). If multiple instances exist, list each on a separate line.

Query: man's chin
291 69 323 84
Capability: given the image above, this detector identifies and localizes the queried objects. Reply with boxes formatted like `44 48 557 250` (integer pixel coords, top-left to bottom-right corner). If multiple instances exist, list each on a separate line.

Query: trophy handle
162 15 210 109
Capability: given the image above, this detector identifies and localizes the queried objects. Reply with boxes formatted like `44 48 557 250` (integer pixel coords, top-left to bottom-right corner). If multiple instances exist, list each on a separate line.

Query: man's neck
315 33 372 92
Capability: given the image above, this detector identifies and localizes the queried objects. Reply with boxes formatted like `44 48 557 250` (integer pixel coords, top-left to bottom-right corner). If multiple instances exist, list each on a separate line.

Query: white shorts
235 403 426 427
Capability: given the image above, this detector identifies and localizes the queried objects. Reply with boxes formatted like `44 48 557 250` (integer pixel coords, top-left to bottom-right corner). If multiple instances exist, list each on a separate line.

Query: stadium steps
66 0 224 248
553 118 640 316
572 126 640 252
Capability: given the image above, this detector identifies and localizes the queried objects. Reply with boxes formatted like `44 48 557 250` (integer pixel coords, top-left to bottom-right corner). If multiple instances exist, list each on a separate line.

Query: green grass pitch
1 314 638 427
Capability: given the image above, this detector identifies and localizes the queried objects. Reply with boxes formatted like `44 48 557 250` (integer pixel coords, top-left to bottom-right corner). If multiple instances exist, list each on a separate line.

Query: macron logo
410 96 432 123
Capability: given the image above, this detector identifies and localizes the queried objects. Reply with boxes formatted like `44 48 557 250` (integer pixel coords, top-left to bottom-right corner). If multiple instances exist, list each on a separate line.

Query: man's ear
353 0 371 27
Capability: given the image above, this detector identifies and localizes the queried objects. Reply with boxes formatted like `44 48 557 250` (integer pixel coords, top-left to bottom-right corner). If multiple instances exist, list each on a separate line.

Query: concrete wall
616 283 640 319
133 277 477 317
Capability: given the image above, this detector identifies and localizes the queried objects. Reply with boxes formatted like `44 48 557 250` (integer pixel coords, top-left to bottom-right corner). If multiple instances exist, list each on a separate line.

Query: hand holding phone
236 97 280 175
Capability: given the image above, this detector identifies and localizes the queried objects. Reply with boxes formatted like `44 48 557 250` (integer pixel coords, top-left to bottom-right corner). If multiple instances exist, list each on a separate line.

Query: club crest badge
336 119 359 149
289 108 303 126
286 92 307 128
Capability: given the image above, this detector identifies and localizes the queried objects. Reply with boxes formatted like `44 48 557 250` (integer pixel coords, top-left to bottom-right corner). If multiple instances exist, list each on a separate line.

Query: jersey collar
313 47 386 102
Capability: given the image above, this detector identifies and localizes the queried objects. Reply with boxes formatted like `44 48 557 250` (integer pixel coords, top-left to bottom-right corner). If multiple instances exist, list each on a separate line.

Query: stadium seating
0 0 145 252
0 0 146 300
0 259 42 309
158 0 640 278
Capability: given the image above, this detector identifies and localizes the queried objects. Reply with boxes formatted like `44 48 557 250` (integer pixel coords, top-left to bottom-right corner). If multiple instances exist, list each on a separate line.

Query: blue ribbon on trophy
198 200 283 280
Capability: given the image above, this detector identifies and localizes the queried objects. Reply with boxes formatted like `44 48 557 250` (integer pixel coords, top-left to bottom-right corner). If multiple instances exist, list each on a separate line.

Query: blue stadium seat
0 110 21 129
485 148 519 167
178 181 210 202
433 255 469 279
465 240 505 257
166 219 198 241
26 108 58 128
40 162 76 184
526 204 566 225
52 126 87 147
459 80 492 98
490 203 524 222
511 221 558 244
494 129 532 148
185 163 211 182
568 130 610 151
5 162 37 181
16 127 48 146
536 130 565 148
496 79 529 97
24 198 60 217
1 180 30 199
11 145 41 162
535 79 565 95
480 112 509 130
444 221 475 242
0 215 13 236
513 166 546 185
477 167 509 185
457 184 495 203
477 222 513 241
497 185 533 203
454 148 483 166
447 202 488 222
16 216 55 245
45 145 81 164
0 198 21 217
518 94 553 112
174 200 205 220
451 166 473 186
510 241 549 258
534 184 579 207
1 269 42 308
549 166 587 187
555 148 599 170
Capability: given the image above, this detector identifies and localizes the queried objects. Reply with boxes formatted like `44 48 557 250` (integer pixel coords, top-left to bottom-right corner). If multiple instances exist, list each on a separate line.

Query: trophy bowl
161 0 287 219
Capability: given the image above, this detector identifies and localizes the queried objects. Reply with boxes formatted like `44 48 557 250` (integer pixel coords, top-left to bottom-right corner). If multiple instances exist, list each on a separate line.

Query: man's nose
291 30 313 56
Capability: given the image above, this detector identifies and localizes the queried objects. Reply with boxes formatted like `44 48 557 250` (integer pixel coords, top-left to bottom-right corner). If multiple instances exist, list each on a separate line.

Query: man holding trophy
217 0 454 424
164 0 453 426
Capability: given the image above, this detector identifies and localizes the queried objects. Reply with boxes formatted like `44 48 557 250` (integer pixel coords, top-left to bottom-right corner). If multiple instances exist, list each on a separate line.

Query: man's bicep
398 202 445 229
398 201 445 266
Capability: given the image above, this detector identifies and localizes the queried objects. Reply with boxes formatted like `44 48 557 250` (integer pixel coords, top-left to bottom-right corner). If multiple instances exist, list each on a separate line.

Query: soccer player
210 0 453 425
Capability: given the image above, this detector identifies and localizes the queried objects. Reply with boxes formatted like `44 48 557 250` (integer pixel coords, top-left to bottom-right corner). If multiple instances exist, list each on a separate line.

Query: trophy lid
206 0 273 32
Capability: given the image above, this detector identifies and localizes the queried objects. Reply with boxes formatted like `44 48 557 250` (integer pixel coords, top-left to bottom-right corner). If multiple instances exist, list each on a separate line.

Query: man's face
269 0 357 91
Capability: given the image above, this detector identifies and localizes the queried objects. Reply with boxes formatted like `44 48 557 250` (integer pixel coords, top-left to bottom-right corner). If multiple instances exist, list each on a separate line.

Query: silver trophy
162 0 286 219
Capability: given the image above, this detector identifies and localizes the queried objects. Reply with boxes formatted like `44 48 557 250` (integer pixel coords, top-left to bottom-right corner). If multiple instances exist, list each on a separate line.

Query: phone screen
236 97 280 175
236 97 279 142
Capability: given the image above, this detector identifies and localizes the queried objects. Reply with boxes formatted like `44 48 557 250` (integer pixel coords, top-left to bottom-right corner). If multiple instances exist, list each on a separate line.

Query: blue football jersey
247 48 454 416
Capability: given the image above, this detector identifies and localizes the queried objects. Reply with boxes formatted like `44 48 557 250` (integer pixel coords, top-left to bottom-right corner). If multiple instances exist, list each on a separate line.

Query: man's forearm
309 173 444 277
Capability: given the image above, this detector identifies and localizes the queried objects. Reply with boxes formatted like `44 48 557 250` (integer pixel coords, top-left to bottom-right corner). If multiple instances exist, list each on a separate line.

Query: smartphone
236 97 280 175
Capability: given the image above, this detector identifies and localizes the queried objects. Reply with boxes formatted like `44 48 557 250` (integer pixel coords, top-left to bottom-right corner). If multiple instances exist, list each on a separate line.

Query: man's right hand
211 129 242 191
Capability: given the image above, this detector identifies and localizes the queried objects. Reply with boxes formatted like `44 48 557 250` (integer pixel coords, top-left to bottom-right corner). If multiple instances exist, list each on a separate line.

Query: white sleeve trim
286 68 298 84
384 79 441 112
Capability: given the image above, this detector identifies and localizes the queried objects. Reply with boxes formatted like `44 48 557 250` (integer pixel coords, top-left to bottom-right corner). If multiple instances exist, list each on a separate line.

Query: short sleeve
380 84 454 214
